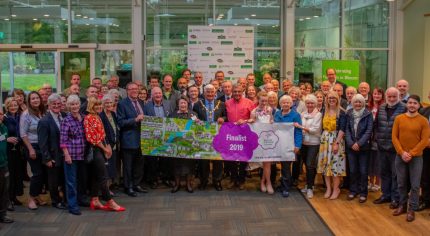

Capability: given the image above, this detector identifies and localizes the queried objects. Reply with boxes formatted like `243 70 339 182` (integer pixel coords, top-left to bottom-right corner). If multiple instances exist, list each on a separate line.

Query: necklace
200 100 221 121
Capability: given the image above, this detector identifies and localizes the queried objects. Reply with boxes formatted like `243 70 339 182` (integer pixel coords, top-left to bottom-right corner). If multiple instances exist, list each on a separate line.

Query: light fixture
11 14 16 17
86 23 90 26
4 18 9 21
89 18 94 20
76 14 81 17
234 23 238 26
33 18 38 21
83 16 88 19
299 18 304 21
244 17 249 20
62 18 67 21
256 23 260 26
313 15 319 18
44 14 50 17
305 17 311 20
251 14 256 17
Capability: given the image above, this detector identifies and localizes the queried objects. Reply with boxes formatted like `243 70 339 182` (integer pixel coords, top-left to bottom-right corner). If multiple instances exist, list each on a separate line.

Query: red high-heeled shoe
104 200 126 212
90 198 108 210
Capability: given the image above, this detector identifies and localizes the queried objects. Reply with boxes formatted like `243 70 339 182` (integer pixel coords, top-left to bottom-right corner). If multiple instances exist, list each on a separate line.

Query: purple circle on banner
212 122 259 161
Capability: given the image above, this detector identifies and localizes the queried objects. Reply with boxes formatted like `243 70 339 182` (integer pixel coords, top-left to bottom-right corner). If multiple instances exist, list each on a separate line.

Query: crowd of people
0 68 429 224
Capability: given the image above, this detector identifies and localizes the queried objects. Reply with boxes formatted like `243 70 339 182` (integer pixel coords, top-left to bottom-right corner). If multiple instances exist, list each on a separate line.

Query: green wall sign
322 60 360 88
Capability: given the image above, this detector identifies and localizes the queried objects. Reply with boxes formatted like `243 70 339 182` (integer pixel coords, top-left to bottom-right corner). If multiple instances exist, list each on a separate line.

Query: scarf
352 107 365 134
302 108 319 119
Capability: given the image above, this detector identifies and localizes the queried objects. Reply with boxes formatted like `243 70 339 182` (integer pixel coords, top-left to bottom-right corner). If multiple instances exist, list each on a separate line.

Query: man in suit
193 84 226 191
37 93 66 209
418 90 430 211
143 87 175 188
334 83 348 110
326 68 347 99
177 77 188 96
117 82 148 197
162 74 181 111
194 72 205 96
211 80 223 99
217 80 233 103
259 73 273 90
108 75 127 99
79 86 99 114
396 79 410 103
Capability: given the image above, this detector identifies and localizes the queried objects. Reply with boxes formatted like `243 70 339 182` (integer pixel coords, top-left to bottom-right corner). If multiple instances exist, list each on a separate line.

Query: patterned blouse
322 114 337 132
84 114 106 146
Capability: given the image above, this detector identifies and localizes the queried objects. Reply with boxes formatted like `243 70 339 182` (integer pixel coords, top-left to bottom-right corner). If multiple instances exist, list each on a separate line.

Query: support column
132 0 143 83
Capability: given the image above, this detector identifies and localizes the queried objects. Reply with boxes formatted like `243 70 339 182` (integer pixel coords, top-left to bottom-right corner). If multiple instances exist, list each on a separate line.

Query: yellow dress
317 114 346 176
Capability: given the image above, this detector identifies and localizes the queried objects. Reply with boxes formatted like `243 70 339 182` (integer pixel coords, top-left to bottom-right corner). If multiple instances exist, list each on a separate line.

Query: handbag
84 143 94 163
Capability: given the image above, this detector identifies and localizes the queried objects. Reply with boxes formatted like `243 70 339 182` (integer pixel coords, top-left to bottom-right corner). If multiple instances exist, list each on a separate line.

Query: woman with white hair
60 95 86 215
345 94 373 203
267 91 279 114
289 86 306 114
100 94 120 195
296 94 322 199
108 89 120 112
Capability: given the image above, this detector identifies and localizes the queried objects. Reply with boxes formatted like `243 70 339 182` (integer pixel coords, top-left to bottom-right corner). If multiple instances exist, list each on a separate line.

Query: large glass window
0 0 68 44
95 50 133 82
146 0 281 82
71 0 132 43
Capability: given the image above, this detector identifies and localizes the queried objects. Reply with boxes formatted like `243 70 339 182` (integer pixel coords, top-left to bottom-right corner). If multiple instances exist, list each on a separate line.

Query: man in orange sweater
392 95 430 222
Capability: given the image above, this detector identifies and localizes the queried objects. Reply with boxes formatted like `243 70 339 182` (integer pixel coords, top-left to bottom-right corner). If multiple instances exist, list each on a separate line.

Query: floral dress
317 114 346 176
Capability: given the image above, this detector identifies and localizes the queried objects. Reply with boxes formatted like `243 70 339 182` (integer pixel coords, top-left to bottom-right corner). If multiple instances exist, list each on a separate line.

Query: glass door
1 51 57 102
59 50 94 92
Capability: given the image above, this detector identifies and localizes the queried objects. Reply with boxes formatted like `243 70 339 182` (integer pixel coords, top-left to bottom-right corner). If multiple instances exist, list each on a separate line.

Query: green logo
234 47 242 51
241 65 253 69
245 30 253 33
217 35 226 39
189 41 197 44
221 41 233 45
244 59 252 63
201 53 209 56
212 29 224 33
209 65 217 68
233 53 245 57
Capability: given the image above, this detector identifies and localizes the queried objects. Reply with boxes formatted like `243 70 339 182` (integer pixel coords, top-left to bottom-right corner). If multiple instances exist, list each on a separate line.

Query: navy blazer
100 111 119 148
37 112 66 166
117 97 146 149
345 109 374 150
143 100 174 118
193 99 227 122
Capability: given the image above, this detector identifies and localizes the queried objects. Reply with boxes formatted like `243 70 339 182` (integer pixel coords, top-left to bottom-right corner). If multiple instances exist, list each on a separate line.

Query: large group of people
0 69 429 224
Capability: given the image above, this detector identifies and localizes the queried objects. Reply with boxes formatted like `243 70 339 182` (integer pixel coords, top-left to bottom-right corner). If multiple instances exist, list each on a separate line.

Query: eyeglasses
328 97 337 100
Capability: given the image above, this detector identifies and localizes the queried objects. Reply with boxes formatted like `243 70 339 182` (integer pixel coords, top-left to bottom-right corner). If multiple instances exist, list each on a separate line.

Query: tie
57 115 62 128
133 100 141 115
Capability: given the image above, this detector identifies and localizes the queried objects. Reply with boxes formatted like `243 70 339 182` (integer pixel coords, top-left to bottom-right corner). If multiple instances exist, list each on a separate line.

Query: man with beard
373 87 406 209
177 77 188 96
392 95 430 222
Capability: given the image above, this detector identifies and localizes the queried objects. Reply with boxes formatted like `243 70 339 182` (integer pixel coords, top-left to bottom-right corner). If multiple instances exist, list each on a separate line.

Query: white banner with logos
187 26 254 84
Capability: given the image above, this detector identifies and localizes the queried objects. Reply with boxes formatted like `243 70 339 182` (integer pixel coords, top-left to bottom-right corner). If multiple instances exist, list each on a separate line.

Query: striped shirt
60 113 85 160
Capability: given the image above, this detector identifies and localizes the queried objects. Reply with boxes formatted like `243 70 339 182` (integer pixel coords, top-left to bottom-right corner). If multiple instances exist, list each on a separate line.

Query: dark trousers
27 144 44 197
90 148 111 201
47 165 65 204
64 161 80 212
421 148 430 204
227 161 247 184
347 149 369 196
396 156 423 211
292 153 302 181
7 147 23 199
0 167 9 218
379 150 399 202
199 160 223 184
280 161 293 191
302 145 320 189
122 148 144 189
77 161 89 204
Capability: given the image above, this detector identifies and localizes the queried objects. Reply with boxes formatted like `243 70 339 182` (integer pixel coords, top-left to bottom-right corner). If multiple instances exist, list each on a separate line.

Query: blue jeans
379 150 399 202
347 149 369 196
396 156 423 211
64 161 80 212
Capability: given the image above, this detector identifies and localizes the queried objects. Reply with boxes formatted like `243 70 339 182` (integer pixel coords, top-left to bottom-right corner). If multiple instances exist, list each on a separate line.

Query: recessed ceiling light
4 18 9 21
305 17 311 20
299 18 304 21
251 14 256 17
234 23 238 26
33 18 38 21
314 15 319 18
89 18 94 20
256 23 260 26
62 18 67 21
44 14 50 17
83 16 88 19
76 14 81 17
244 18 249 20
219 14 224 17
11 14 16 17
86 24 90 26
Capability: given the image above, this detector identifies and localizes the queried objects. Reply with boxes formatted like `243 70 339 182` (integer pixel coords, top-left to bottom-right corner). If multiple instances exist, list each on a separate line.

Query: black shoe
69 210 82 215
214 181 223 191
390 201 400 209
418 201 430 211
0 216 14 223
133 186 148 193
171 185 180 193
125 188 137 197
150 182 158 189
186 186 194 193
7 202 14 211
53 202 67 210
373 197 391 204
12 198 22 206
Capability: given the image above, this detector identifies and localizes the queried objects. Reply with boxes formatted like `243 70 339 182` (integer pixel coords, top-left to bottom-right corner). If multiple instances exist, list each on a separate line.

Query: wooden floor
0 180 332 236
302 177 430 236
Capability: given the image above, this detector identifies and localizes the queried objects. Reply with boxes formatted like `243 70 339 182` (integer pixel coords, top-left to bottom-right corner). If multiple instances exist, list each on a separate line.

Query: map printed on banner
140 117 296 162
187 26 254 84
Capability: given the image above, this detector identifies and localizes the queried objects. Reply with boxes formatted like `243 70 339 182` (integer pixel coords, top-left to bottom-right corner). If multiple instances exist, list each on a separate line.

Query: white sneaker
307 189 314 199
301 185 308 193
